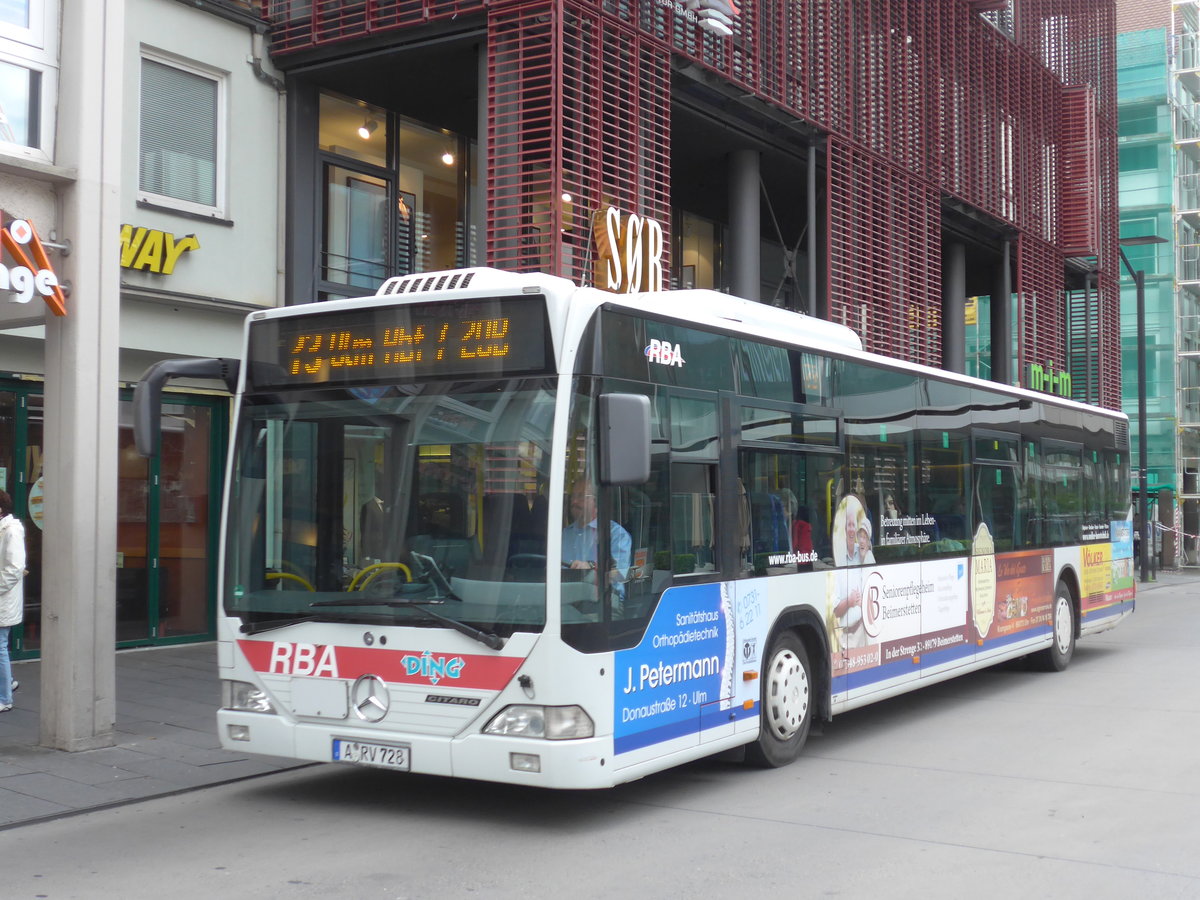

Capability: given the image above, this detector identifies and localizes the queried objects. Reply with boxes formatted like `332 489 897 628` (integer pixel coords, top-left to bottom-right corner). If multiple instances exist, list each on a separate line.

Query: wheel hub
765 648 809 739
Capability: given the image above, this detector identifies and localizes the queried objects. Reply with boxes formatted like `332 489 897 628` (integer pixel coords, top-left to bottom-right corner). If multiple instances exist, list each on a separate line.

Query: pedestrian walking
0 489 26 712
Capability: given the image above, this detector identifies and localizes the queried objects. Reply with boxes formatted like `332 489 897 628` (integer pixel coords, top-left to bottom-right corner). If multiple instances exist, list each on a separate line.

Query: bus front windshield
224 378 555 641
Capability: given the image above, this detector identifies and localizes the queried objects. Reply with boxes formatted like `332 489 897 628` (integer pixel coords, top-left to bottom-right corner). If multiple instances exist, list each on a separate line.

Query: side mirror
133 357 240 457
598 393 650 485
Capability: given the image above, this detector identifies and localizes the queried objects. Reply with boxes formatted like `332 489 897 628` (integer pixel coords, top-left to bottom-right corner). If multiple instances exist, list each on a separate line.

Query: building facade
0 0 283 731
1169 1 1200 565
0 0 1124 742
262 0 1120 411
1113 0 1200 569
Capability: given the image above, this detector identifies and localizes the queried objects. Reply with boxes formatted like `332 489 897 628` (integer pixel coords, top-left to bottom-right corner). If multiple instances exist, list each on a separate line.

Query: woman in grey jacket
0 489 25 712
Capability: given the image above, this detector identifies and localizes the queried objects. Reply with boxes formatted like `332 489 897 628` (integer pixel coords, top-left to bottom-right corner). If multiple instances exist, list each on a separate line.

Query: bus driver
562 481 632 606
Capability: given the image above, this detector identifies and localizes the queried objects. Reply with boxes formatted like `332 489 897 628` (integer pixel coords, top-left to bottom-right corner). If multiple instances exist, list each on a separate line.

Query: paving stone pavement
0 642 305 830
0 570 1194 830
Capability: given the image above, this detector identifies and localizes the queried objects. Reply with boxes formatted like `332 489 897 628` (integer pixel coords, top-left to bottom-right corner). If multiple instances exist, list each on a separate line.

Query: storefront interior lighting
358 119 378 140
441 150 455 166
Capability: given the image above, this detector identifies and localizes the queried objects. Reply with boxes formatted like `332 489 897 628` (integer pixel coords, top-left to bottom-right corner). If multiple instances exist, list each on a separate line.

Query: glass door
0 383 224 657
156 398 219 638
117 393 224 644
0 386 43 659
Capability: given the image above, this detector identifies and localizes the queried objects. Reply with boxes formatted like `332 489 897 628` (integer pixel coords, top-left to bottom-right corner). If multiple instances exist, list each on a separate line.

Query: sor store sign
593 206 664 294
1 216 67 316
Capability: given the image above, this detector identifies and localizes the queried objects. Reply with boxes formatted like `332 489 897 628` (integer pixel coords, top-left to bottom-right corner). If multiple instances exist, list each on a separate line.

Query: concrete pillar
991 240 1012 387
40 0 123 751
729 149 760 301
941 241 966 373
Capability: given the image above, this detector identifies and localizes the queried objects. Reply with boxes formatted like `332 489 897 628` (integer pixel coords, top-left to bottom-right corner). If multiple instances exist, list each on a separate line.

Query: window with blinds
139 54 223 215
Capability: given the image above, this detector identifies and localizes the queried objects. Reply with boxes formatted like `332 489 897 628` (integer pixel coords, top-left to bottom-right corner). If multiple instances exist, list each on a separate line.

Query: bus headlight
483 705 594 740
222 680 277 714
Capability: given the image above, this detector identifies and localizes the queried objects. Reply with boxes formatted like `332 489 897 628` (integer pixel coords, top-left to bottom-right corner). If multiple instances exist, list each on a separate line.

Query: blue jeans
0 626 11 706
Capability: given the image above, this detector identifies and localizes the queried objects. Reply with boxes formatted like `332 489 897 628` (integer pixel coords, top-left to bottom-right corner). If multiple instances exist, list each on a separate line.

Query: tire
1032 580 1076 672
745 630 813 768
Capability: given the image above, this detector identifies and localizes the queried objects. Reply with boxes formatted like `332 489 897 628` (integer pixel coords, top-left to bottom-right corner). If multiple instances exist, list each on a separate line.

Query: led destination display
248 295 552 389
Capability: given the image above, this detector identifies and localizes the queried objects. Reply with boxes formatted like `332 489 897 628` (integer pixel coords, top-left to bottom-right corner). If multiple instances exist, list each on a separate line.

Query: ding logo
402 650 465 685
644 339 685 367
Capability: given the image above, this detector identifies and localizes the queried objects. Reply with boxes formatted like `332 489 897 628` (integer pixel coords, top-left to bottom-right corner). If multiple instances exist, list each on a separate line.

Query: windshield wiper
310 597 504 650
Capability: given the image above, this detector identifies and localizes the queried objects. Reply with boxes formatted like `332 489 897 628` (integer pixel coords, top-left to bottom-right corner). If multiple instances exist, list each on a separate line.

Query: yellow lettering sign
119 224 200 275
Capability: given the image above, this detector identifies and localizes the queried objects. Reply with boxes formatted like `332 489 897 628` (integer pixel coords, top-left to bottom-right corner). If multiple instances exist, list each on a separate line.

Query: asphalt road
2 578 1197 899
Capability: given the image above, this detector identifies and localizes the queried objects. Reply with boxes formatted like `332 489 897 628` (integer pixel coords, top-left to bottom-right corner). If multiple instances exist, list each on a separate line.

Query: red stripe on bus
238 639 524 690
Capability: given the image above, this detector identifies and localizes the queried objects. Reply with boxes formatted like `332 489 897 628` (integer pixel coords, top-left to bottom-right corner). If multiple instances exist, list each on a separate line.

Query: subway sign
120 224 200 275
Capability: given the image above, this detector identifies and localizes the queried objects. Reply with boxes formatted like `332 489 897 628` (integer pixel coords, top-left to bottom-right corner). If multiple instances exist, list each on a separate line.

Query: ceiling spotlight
562 192 573 203
441 151 456 166
358 119 378 140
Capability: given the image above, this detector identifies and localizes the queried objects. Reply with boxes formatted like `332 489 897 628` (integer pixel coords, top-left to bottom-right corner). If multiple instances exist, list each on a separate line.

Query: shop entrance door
0 387 43 659
0 381 224 657
117 393 224 644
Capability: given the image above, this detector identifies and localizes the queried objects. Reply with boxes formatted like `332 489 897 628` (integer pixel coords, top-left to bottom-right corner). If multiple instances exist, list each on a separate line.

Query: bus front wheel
746 631 812 768
1032 580 1076 672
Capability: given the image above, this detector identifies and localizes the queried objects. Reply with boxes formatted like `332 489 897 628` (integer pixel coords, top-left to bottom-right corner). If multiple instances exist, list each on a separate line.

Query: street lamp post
1119 235 1167 584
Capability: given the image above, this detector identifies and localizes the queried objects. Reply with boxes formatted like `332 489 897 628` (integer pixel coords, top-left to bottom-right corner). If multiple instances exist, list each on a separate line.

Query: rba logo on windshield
263 642 466 684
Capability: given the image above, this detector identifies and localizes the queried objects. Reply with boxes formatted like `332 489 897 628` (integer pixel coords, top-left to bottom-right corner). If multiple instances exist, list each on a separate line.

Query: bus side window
974 465 1016 551
612 457 670 622
670 463 717 577
738 448 834 575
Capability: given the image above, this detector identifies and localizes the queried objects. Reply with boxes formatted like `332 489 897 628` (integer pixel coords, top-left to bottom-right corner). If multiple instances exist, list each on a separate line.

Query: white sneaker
10 679 17 692
0 703 12 712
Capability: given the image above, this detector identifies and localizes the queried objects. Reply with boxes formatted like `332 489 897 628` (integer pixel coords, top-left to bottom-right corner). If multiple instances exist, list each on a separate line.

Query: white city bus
134 267 1135 789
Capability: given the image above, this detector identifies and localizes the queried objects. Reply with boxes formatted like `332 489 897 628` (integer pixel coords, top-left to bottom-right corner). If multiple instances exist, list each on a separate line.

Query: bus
133 267 1135 789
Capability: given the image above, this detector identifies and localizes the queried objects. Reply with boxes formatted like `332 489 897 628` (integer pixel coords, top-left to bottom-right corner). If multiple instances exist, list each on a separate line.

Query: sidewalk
1 570 1197 831
0 642 305 831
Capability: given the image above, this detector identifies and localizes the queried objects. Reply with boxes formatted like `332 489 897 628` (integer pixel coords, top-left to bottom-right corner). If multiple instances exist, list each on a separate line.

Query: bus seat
480 492 532 569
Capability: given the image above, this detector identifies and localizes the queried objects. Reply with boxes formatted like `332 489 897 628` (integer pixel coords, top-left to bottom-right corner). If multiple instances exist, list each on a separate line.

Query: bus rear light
483 704 594 740
222 680 277 714
228 724 251 742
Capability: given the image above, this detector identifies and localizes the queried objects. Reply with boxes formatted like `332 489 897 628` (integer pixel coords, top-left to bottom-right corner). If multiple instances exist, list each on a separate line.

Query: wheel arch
770 606 831 723
1055 564 1082 638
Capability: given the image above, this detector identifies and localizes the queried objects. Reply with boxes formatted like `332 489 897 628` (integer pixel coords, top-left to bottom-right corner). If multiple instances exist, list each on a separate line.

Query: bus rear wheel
745 631 812 768
1032 580 1076 672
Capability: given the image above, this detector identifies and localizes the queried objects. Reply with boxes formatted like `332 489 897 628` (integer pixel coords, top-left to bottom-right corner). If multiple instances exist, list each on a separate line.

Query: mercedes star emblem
350 674 390 723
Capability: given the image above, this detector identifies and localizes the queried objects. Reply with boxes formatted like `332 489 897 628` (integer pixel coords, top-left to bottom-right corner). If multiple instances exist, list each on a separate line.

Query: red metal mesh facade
486 0 671 282
260 1 488 50
827 139 942 366
259 0 1120 406
1016 234 1067 383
